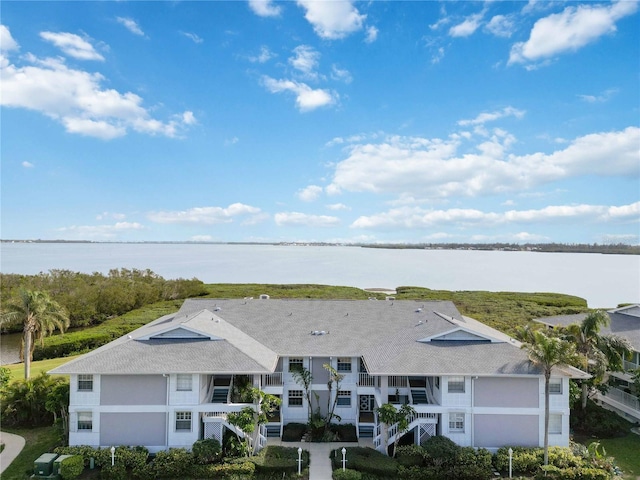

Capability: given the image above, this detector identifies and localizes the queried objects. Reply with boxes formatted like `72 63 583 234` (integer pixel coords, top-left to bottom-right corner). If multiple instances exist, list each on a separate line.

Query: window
337 390 351 407
448 376 465 393
337 358 352 372
549 414 562 435
77 411 93 431
176 411 192 431
288 390 303 407
448 413 465 432
177 374 192 391
549 378 562 394
289 357 303 373
78 374 93 392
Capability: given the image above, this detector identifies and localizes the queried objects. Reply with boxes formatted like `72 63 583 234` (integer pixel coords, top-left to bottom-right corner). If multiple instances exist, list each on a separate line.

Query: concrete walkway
268 438 374 480
0 431 26 475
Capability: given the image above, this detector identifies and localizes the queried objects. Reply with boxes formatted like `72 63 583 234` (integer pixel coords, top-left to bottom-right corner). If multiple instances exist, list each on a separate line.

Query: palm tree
1 290 69 379
520 329 576 465
561 310 632 414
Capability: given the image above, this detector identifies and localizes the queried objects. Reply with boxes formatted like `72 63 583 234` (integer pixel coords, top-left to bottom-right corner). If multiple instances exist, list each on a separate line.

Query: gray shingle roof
50 298 587 378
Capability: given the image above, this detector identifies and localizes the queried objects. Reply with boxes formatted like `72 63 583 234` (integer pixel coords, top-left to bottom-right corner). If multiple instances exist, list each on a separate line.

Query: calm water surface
2 243 639 364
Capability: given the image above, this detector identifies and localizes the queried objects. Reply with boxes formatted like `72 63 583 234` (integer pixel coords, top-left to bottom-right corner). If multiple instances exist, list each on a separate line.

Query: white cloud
297 185 323 202
274 211 340 227
365 26 378 43
262 76 337 112
1 51 194 139
485 15 516 38
116 17 144 36
331 64 352 84
578 88 618 103
58 221 144 239
458 106 525 126
148 203 262 224
289 45 320 78
326 203 350 211
431 47 445 65
449 12 484 37
296 0 365 40
21 161 34 168
509 1 638 65
40 31 104 61
350 201 640 230
181 32 203 44
1 25 19 53
96 212 126 220
248 45 275 63
181 111 197 125
248 0 282 17
191 235 213 242
225 136 239 146
326 126 639 200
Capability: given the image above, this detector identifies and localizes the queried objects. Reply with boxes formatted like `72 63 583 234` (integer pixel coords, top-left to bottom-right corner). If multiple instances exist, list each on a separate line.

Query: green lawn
598 433 640 479
4 356 77 382
1 426 61 480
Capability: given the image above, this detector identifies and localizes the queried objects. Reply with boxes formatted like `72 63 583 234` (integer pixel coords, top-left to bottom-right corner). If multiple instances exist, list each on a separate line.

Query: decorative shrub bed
282 423 307 442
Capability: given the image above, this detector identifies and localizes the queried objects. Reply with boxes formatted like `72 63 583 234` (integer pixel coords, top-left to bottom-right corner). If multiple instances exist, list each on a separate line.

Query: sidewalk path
0 431 26 475
268 438 374 480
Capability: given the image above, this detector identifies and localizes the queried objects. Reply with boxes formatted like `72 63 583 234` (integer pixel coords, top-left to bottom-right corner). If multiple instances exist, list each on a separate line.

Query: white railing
605 387 640 411
623 360 639 372
262 372 283 386
359 373 376 387
389 376 407 388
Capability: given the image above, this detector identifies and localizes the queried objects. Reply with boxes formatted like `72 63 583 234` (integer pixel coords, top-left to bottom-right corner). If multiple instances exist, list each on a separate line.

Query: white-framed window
549 414 562 434
289 357 303 373
175 411 192 431
177 374 192 391
288 390 303 407
78 374 93 392
549 378 562 394
337 358 352 372
77 411 93 431
337 390 351 407
448 376 465 393
448 412 465 433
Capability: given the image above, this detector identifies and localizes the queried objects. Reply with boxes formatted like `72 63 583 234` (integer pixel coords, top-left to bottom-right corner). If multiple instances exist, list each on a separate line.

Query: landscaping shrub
396 445 424 467
333 423 358 442
333 468 363 480
331 447 397 478
59 455 84 480
151 448 192 478
189 461 255 478
421 435 459 468
494 446 542 474
571 400 632 438
192 438 222 464
250 446 309 475
534 465 611 480
282 422 307 441
100 463 127 480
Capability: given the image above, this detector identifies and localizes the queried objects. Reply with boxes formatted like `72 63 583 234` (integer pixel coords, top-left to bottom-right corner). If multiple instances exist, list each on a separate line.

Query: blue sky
1 0 639 244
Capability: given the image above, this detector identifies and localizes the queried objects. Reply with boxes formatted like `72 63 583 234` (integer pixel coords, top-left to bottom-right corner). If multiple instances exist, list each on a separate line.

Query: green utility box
33 453 58 477
52 455 74 475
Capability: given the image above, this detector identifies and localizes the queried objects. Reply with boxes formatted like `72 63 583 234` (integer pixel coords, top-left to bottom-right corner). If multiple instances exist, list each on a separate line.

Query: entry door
359 395 375 412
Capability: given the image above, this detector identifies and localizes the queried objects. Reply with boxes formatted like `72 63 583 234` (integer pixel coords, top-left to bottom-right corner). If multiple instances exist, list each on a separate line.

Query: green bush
151 448 192 478
250 446 309 475
571 400 632 438
333 468 363 480
59 455 84 480
534 465 611 480
189 461 255 478
331 447 397 477
421 435 459 468
282 422 307 441
494 446 542 474
100 463 127 480
192 438 222 464
0 373 64 427
396 445 424 467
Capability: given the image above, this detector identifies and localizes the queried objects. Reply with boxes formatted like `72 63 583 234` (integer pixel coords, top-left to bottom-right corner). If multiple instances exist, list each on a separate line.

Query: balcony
262 372 283 387
604 387 640 412
623 359 639 372
358 373 376 387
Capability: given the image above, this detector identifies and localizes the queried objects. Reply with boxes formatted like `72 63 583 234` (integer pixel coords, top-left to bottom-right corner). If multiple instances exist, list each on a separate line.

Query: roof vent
415 308 422 313
311 330 328 336
260 294 270 300
386 296 395 301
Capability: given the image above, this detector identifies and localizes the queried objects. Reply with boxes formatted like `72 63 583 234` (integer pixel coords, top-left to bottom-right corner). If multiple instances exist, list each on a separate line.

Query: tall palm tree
1 290 69 379
520 329 576 465
562 310 632 413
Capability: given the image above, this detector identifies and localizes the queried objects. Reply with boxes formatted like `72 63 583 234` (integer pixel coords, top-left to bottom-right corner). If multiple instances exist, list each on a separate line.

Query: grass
4 356 79 382
1 426 61 480
598 433 640 479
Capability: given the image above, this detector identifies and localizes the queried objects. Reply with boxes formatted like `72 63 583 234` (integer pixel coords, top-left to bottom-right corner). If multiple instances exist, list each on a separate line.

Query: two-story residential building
50 298 588 453
535 304 640 423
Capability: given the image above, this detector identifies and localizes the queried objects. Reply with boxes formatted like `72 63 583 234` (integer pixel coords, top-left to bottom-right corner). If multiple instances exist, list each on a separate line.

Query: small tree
45 381 70 442
227 407 255 457
291 366 314 423
375 403 416 457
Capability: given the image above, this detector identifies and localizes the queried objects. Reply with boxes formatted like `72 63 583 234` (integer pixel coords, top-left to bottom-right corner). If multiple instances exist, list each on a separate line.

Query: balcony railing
262 372 283 386
358 373 376 387
604 387 640 412
389 376 407 388
623 360 639 372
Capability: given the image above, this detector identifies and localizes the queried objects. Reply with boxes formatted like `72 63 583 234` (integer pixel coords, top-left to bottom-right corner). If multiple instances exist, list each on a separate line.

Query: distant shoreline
1 239 638 255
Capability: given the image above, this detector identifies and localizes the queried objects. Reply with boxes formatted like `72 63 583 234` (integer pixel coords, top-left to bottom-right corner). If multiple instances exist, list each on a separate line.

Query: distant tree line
0 269 207 333
362 242 640 255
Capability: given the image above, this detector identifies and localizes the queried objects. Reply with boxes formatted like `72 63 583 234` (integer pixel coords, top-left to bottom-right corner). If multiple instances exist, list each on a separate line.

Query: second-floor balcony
623 359 640 372
603 387 640 413
262 372 283 387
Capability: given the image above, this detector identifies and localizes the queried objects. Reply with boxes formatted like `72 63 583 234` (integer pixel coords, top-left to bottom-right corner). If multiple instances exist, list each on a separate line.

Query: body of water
2 242 639 364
